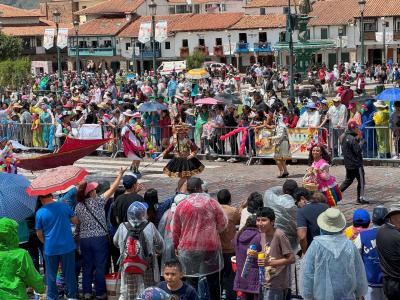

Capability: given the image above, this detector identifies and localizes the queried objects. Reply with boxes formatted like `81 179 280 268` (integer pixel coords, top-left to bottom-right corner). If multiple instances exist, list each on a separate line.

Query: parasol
194 97 223 106
26 166 88 196
185 68 210 80
376 88 400 102
138 101 168 112
0 173 37 222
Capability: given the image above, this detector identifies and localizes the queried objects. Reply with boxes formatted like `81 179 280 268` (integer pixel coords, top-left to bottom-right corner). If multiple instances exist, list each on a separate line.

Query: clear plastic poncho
301 234 368 300
263 186 298 251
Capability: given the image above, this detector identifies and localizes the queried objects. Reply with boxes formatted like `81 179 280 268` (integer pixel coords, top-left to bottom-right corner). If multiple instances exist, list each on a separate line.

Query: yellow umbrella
185 68 210 80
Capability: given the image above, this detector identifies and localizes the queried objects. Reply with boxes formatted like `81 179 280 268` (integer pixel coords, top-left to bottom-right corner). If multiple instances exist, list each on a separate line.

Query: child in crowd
201 116 215 155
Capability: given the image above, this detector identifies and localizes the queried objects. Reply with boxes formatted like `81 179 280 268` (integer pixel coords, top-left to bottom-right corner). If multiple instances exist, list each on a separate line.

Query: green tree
0 58 31 90
186 50 205 69
0 32 23 61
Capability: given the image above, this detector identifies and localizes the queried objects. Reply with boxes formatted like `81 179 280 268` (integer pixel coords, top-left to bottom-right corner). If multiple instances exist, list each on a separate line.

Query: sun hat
332 96 341 102
374 100 388 108
132 112 141 119
384 204 400 220
84 182 99 196
317 208 346 233
352 209 371 227
311 92 319 97
184 108 196 116
123 109 135 117
248 87 256 93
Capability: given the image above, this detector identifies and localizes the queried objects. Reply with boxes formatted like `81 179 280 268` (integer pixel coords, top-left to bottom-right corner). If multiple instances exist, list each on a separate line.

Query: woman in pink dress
304 144 342 206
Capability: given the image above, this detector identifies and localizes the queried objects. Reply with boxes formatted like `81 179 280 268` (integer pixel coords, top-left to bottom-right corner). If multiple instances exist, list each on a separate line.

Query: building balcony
180 47 189 58
253 42 272 53
21 47 37 55
235 42 249 53
139 48 161 58
363 31 376 41
394 31 400 40
68 47 116 57
194 45 209 56
213 45 224 57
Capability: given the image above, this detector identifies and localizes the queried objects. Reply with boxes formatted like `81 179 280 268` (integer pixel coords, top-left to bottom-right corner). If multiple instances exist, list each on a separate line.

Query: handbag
82 201 113 245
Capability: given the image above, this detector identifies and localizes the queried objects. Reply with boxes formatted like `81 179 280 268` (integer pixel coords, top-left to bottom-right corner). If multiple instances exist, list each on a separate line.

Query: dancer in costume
0 138 18 174
156 123 204 182
121 110 147 177
55 111 85 149
303 144 342 207
270 111 291 178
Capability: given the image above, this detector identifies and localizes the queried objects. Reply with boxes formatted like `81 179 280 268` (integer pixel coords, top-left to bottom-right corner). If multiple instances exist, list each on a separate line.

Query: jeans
44 250 77 300
80 235 109 296
186 272 221 300
340 167 365 201
222 253 236 300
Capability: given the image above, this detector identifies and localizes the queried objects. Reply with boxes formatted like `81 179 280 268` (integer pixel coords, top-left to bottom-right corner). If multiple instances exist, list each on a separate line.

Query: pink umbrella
194 98 223 105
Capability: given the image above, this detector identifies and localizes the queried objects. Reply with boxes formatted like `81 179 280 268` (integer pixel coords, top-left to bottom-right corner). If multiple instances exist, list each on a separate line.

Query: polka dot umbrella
0 173 37 222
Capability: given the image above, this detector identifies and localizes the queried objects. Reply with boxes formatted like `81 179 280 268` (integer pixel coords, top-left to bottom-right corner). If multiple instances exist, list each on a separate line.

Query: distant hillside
0 0 40 9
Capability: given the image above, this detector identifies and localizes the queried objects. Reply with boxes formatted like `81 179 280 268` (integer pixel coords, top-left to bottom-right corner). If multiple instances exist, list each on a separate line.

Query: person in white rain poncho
296 102 320 128
113 201 164 300
301 208 368 300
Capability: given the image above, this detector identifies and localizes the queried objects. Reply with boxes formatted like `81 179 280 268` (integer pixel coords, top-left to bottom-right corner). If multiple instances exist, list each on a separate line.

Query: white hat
248 87 256 93
317 208 346 233
374 100 388 108
123 109 135 117
332 96 341 102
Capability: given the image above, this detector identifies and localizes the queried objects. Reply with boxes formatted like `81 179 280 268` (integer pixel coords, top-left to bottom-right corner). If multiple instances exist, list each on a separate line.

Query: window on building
165 41 171 49
364 18 377 32
239 33 247 43
259 32 267 42
79 41 87 48
283 6 289 14
394 18 400 31
91 41 98 48
125 43 131 51
321 28 328 39
260 8 266 15
279 31 286 42
169 6 175 14
216 38 222 46
193 4 200 13
103 40 112 47
176 4 191 13
199 38 205 46
182 39 188 47
82 6 87 9
219 4 226 11
36 37 42 47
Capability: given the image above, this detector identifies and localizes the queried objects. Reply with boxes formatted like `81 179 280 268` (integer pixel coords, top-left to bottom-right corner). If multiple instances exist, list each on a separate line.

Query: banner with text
255 127 320 159
138 22 152 44
43 28 55 50
57 28 69 49
155 20 168 42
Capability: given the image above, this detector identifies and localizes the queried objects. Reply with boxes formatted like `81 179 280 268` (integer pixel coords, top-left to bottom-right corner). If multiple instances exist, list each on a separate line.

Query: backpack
121 221 151 274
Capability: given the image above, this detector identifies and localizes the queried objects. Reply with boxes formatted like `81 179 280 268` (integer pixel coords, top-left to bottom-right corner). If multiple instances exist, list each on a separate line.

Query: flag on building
138 22 152 43
43 28 55 50
155 21 168 43
57 28 69 49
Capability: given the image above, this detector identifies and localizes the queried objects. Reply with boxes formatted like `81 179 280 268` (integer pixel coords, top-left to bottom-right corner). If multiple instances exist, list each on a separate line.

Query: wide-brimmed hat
311 92 319 97
332 96 341 102
248 87 256 93
184 108 196 116
132 112 141 119
123 109 135 117
374 100 388 108
60 111 73 119
385 204 400 220
317 208 346 233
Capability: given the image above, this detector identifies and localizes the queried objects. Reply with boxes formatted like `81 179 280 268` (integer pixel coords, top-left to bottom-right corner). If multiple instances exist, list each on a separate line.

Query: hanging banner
375 32 393 43
43 28 55 50
138 22 152 44
57 28 69 49
155 20 168 43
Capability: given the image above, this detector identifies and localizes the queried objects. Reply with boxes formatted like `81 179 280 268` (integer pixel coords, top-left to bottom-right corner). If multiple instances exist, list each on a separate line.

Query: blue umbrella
376 88 400 102
0 173 37 222
138 102 168 112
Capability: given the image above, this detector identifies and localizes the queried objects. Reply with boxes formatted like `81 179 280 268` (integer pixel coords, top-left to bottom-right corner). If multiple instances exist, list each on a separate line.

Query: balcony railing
213 45 224 57
253 42 272 53
394 31 400 40
363 31 376 41
140 48 161 58
194 45 209 56
68 47 116 57
235 42 249 53
180 47 189 58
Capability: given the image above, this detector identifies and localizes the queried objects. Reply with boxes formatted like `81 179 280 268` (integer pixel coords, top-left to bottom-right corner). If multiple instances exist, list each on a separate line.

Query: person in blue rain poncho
360 99 377 158
301 208 368 300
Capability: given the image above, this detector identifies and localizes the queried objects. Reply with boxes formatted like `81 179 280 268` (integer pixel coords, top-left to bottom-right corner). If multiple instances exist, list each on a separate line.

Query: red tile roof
118 14 192 38
230 14 286 29
75 0 145 15
0 3 43 18
172 12 243 32
71 17 130 36
1 19 71 37
308 0 358 26
244 0 298 8
362 0 400 18
167 0 219 3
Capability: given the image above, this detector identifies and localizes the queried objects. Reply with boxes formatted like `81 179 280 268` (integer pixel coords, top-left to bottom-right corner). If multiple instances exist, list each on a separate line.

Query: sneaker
215 158 225 162
227 158 234 163
230 158 238 163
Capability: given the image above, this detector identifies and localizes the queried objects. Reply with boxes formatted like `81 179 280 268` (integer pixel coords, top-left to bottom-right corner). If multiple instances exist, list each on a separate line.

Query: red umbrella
194 97 223 105
26 166 88 196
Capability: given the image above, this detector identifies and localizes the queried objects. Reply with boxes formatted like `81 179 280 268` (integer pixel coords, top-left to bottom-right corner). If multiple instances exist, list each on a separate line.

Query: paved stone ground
139 159 400 222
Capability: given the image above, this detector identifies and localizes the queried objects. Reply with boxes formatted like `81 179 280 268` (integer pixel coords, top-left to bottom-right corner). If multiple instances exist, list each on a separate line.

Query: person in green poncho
373 100 391 158
0 217 45 299
194 105 209 152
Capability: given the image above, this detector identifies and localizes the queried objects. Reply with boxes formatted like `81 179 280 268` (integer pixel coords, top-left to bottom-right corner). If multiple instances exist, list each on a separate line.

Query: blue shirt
35 201 76 256
158 281 199 300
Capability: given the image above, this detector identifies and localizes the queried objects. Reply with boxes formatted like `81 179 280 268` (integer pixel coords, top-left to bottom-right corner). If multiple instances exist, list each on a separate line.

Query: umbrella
185 68 210 80
214 92 242 105
194 98 223 105
26 166 88 196
0 173 37 222
138 101 168 112
376 88 400 102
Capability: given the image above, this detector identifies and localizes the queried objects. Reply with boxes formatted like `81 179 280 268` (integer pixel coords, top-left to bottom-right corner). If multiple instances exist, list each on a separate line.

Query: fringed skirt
163 157 205 178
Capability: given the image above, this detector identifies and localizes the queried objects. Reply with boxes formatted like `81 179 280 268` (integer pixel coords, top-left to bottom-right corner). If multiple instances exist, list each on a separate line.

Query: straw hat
332 96 341 102
123 109 135 117
317 208 346 233
184 108 196 116
374 100 388 108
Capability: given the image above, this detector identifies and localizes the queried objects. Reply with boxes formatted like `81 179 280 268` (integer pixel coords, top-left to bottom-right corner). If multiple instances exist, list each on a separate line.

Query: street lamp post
131 37 136 74
358 0 366 73
73 20 80 78
288 0 295 100
381 18 388 64
53 9 62 96
149 0 157 77
338 26 344 66
228 33 232 65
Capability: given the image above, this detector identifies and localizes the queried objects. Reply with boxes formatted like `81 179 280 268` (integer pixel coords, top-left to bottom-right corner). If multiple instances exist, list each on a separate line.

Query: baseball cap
352 209 371 227
122 173 138 189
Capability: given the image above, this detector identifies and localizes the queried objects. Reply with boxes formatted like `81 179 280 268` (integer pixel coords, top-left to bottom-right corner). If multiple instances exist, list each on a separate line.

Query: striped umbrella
185 68 210 80
26 166 88 196
0 173 37 222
